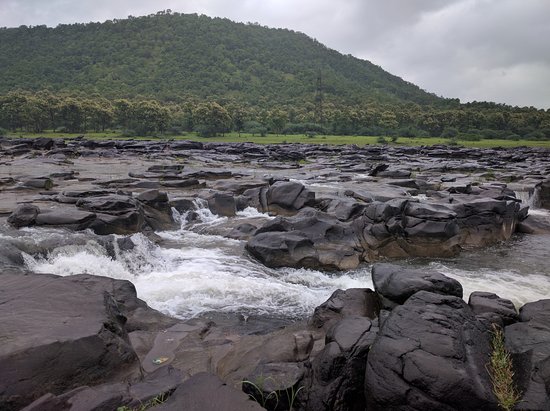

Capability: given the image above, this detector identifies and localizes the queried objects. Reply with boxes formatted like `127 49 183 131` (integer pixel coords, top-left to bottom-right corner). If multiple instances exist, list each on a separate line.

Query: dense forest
0 11 549 139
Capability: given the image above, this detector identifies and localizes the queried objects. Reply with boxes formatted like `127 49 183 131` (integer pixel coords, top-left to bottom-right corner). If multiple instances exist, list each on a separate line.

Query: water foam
22 228 371 319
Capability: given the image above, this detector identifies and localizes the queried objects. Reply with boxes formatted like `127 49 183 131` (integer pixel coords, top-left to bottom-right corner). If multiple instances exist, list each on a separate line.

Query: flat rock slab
0 272 138 410
152 372 265 411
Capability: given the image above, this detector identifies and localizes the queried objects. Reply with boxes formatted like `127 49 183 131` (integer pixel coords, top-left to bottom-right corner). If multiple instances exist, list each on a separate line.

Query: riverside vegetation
1 12 550 141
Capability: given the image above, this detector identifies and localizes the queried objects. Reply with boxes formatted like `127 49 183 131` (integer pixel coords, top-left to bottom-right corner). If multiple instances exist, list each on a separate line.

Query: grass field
5 131 550 148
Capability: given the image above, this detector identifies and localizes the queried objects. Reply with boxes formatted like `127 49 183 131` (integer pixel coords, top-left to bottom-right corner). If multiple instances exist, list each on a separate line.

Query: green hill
0 11 444 107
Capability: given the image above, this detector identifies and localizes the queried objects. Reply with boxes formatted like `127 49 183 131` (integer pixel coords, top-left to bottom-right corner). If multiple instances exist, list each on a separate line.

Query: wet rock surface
365 291 499 411
1 137 549 410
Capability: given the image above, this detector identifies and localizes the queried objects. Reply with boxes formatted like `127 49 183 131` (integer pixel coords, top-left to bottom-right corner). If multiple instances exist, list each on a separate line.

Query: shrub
441 127 459 138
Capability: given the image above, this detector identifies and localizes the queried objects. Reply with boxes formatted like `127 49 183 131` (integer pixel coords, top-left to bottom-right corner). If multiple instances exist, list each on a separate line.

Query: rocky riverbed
1 136 549 410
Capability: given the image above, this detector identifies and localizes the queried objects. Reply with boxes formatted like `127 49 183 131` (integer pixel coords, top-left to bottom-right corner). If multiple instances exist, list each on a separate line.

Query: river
13 200 550 323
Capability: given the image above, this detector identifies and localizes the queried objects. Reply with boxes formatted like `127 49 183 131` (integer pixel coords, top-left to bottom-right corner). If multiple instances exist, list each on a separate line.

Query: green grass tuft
116 393 167 411
488 325 522 411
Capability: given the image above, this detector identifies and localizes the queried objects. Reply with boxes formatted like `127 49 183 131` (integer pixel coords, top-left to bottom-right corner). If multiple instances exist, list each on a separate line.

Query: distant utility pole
315 70 324 125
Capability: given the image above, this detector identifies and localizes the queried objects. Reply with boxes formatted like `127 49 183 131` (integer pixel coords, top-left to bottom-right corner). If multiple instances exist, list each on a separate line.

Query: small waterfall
514 186 541 209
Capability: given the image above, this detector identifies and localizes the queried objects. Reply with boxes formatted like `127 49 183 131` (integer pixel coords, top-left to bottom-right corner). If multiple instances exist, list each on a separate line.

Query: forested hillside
0 11 549 139
0 11 442 106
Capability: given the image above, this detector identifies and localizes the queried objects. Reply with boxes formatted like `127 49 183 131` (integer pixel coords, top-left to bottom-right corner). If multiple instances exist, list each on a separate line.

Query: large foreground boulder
505 299 550 410
0 272 139 410
365 291 499 411
302 316 378 411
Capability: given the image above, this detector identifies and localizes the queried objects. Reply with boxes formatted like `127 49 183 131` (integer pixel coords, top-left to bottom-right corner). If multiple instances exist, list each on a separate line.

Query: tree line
1 90 549 140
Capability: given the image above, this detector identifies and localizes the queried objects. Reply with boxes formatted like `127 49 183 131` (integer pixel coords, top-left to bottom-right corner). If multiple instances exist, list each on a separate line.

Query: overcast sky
2 0 549 109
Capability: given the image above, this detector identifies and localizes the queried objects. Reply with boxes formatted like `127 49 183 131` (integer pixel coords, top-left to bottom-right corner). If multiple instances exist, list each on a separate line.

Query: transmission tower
315 70 324 124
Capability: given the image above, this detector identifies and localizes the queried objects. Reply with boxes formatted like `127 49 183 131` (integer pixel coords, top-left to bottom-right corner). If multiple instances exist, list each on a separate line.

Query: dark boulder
246 209 361 271
372 263 463 308
206 192 237 217
468 291 518 327
89 210 144 235
266 180 315 213
321 198 368 221
310 288 379 330
32 137 55 150
136 190 177 231
76 194 140 214
302 316 378 411
505 299 550 410
7 203 40 227
227 223 258 240
365 291 499 411
35 208 97 230
0 273 139 410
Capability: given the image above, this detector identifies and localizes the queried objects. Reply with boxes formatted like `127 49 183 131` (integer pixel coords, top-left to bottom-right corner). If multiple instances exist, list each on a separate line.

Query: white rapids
18 197 550 319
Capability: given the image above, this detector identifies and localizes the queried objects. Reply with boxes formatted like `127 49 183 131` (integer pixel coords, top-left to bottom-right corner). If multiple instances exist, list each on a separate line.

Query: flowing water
11 197 550 322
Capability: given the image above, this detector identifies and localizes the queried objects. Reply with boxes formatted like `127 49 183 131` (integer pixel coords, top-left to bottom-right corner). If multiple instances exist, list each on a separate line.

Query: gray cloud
1 0 548 108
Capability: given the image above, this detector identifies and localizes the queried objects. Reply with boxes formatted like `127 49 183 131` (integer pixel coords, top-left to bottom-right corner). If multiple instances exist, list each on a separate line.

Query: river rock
302 316 378 411
136 190 177 231
154 372 264 411
468 291 518 327
89 210 145 235
205 191 237 217
0 272 139 410
371 263 463 308
216 326 317 386
310 288 379 329
23 177 54 190
147 164 185 174
320 197 368 221
243 362 305 411
266 180 315 214
21 366 185 411
76 194 140 214
227 223 258 240
538 179 550 209
7 203 40 227
365 291 499 411
505 299 550 410
35 208 97 230
246 208 361 271
517 213 550 234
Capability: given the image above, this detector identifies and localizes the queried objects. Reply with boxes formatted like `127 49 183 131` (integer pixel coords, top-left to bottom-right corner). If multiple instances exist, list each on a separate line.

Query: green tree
129 100 171 135
193 102 231 137
59 97 84 133
267 109 288 135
